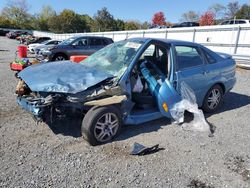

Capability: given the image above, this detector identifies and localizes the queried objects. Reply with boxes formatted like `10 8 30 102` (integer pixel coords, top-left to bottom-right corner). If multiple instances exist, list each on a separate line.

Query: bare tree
225 1 240 18
180 11 199 22
209 3 226 19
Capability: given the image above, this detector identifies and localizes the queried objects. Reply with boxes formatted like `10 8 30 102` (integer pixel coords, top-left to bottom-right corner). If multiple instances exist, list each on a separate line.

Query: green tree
1 0 32 29
48 9 87 33
47 14 62 33
115 19 125 31
93 7 116 32
141 21 150 29
32 5 56 31
124 20 141 30
0 15 15 28
180 11 199 22
235 4 250 19
80 14 94 32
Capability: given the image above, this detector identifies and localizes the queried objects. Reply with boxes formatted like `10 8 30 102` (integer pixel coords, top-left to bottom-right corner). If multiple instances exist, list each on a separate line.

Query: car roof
69 36 112 40
128 37 202 47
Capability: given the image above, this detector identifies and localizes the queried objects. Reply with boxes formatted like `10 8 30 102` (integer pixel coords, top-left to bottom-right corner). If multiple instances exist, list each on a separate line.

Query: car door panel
174 45 208 106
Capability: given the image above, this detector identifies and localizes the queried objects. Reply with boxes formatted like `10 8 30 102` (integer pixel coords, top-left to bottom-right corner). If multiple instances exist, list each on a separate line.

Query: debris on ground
187 179 214 188
224 155 250 183
130 142 164 156
170 82 212 134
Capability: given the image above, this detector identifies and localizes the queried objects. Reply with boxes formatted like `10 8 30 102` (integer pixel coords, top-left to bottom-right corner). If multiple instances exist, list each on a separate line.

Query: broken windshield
81 40 143 78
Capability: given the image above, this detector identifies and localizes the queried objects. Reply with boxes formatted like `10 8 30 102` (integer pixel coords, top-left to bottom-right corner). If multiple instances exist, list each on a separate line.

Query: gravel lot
0 36 250 188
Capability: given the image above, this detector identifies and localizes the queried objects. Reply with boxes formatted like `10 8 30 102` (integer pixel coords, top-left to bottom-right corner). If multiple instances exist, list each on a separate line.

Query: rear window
202 49 217 64
175 46 203 70
103 38 113 45
237 20 246 24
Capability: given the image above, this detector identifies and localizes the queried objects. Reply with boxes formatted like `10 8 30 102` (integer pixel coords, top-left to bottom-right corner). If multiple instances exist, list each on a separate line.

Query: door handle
202 71 209 75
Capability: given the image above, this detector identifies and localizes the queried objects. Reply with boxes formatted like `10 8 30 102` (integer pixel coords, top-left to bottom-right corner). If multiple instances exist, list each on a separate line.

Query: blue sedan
16 38 236 145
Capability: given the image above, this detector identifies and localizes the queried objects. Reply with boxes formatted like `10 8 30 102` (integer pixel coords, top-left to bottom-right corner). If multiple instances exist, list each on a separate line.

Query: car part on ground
130 143 163 155
16 38 236 145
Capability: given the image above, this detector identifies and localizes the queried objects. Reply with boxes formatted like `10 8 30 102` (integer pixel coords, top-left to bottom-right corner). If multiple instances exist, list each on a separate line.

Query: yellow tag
162 102 168 112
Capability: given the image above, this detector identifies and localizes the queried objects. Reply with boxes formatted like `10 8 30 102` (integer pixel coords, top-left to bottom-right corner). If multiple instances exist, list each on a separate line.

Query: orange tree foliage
152 11 166 26
199 11 215 26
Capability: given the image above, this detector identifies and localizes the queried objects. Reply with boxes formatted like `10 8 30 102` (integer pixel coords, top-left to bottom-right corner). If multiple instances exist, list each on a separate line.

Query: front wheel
202 85 223 113
82 105 122 146
53 54 67 61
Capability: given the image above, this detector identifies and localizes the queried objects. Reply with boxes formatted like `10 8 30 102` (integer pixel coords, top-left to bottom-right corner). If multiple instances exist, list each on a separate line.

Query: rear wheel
202 85 223 113
81 105 122 146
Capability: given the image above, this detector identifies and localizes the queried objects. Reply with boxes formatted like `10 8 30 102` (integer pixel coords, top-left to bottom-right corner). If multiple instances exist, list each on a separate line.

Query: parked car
220 19 250 25
25 37 51 45
16 38 236 145
172 22 199 28
41 36 114 61
28 40 61 54
0 29 10 36
6 30 30 39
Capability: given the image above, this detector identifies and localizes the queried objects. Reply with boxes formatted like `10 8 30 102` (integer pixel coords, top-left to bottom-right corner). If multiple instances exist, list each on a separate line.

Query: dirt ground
0 36 250 188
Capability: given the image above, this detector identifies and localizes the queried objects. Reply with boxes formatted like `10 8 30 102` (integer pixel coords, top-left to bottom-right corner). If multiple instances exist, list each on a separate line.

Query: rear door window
89 38 103 46
175 46 204 70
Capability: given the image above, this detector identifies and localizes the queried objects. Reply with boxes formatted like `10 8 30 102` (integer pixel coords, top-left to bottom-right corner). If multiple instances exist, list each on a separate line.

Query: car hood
18 61 113 94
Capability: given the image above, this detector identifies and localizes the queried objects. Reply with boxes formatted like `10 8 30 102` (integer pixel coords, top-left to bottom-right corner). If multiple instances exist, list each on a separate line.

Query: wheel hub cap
207 89 221 109
94 113 119 142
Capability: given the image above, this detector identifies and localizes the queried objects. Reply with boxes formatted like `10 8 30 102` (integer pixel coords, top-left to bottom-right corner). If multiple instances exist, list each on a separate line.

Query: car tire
53 53 68 61
81 105 122 146
202 84 223 113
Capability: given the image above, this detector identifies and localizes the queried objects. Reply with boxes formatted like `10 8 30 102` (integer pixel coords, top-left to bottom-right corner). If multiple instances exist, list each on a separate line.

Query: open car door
156 79 181 118
140 61 181 119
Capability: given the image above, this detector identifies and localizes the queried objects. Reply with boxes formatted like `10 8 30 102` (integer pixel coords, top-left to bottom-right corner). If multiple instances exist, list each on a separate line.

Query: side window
139 44 170 77
175 46 203 70
202 49 217 64
238 20 246 24
72 38 87 46
47 41 54 45
141 44 155 59
89 38 102 46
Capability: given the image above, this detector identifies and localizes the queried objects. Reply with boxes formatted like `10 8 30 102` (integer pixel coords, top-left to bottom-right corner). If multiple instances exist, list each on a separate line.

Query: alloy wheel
207 88 221 109
94 113 119 142
55 56 65 61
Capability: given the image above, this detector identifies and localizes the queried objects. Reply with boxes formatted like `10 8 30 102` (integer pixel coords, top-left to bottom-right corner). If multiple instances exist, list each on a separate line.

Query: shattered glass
170 82 210 132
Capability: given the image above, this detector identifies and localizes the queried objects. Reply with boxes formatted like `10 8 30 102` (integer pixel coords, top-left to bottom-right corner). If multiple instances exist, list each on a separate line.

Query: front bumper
17 96 42 116
40 50 53 61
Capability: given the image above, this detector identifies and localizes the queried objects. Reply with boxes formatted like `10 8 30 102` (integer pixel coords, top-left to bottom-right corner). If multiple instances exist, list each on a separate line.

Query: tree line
0 0 249 33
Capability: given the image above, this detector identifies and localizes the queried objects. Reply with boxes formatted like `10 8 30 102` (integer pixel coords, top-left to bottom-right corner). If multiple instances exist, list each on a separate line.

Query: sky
1 0 249 23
